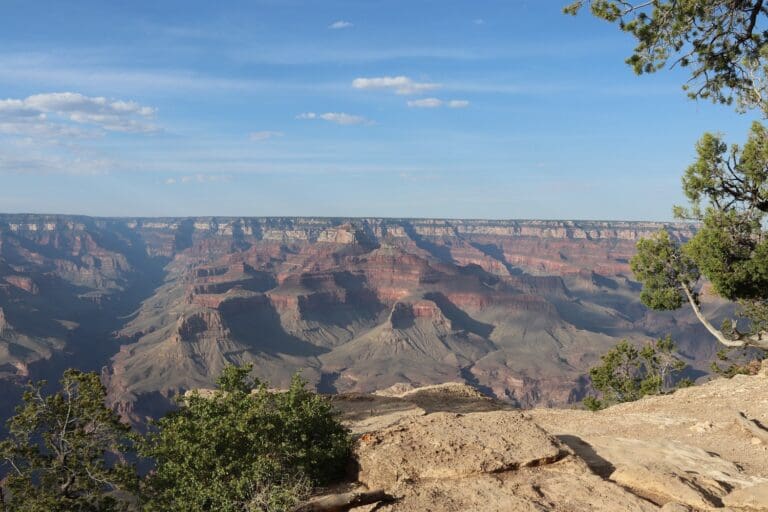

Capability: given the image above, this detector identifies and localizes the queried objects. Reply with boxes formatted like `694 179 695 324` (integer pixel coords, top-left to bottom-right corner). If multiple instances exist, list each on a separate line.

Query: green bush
711 347 765 378
0 370 138 512
139 365 352 512
583 336 689 411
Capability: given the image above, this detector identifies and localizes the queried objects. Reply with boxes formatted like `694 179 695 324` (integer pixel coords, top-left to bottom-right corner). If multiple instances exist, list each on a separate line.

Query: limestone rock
353 409 657 512
355 411 563 490
373 462 658 512
723 481 768 511
587 437 761 509
660 504 693 512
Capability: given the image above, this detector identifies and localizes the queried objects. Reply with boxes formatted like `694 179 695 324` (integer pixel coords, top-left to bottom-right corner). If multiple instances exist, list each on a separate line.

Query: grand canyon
0 214 717 423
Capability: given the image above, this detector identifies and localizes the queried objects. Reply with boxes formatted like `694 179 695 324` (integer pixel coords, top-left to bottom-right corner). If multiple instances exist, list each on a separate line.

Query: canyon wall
0 215 714 422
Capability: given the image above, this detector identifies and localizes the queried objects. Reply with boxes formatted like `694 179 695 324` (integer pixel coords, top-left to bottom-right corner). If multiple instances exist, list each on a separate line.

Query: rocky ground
321 367 768 511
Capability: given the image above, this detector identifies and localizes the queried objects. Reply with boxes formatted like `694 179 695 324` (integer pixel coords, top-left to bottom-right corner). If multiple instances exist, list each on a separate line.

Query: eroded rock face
0 214 714 418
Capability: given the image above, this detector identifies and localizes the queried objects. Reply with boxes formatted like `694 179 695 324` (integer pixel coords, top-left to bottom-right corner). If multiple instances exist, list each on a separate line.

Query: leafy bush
583 337 689 411
711 347 765 378
0 370 138 511
139 365 352 512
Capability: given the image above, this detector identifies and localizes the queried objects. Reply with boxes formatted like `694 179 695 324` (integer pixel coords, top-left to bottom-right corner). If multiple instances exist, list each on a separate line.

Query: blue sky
0 0 757 220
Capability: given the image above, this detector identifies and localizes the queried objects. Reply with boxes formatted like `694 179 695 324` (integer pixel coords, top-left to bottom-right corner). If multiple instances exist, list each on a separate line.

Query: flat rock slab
356 411 563 489
723 481 768 511
588 437 766 509
370 458 659 512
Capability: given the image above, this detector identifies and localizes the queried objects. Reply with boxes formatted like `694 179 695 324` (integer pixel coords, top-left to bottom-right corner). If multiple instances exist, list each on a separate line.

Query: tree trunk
681 284 768 349
293 489 394 512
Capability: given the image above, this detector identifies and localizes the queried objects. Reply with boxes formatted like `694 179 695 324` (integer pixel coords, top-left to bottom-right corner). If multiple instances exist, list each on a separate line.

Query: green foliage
583 337 688 410
139 366 352 512
564 1 768 114
631 229 699 310
676 122 768 301
0 370 138 512
710 347 765 377
582 396 604 412
567 3 768 349
628 123 768 348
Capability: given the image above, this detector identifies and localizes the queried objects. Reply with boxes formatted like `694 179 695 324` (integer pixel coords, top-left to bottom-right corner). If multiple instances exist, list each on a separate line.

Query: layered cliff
0 215 711 421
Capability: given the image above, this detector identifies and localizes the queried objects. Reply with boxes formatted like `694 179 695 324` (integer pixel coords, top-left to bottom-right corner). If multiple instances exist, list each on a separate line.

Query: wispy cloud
165 174 232 185
407 98 443 108
407 98 470 109
0 92 158 134
0 152 119 175
329 20 353 30
352 76 441 95
249 130 284 141
473 19 485 25
296 112 370 125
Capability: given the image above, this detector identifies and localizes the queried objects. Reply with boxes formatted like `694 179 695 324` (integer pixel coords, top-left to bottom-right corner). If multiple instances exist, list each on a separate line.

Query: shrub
139 365 352 512
583 336 689 411
711 347 766 378
0 370 138 512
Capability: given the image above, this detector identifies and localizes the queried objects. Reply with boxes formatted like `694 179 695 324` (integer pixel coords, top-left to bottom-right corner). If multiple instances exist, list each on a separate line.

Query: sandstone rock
760 359 768 378
351 408 657 512
723 481 768 510
355 411 563 490
690 421 714 433
587 437 761 509
660 503 693 512
373 465 658 512
375 382 487 400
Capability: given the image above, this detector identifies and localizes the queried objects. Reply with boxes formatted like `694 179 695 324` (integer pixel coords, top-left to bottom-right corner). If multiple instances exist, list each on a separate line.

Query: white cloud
296 112 369 125
473 19 485 25
352 76 441 95
329 20 353 29
406 98 471 109
249 130 284 141
0 152 117 175
0 92 158 134
165 174 232 185
448 100 470 108
407 98 443 108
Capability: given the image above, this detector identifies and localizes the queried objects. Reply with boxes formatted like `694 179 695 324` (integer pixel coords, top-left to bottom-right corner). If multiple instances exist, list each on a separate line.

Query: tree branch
681 283 768 349
292 489 395 512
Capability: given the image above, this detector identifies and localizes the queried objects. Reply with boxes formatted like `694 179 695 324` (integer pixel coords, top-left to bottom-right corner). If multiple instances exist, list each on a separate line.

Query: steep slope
0 215 712 418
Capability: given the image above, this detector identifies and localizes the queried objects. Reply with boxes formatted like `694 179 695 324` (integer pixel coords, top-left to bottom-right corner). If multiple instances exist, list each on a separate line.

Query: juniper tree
565 1 768 115
139 365 352 512
631 122 768 349
584 337 688 410
0 370 138 512
567 1 768 350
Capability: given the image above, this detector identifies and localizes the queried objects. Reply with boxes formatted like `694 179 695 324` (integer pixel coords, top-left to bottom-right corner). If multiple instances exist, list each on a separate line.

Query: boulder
355 411 563 489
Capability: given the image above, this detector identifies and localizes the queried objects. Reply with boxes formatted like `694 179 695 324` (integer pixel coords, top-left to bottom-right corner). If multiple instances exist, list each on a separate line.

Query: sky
0 0 759 220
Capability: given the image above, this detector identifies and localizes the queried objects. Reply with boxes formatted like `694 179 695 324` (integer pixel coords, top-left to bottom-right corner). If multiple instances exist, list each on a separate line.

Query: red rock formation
3 276 38 294
0 215 711 418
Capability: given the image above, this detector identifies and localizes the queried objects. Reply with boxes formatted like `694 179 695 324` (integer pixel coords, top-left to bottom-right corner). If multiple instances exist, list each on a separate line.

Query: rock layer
0 214 715 419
